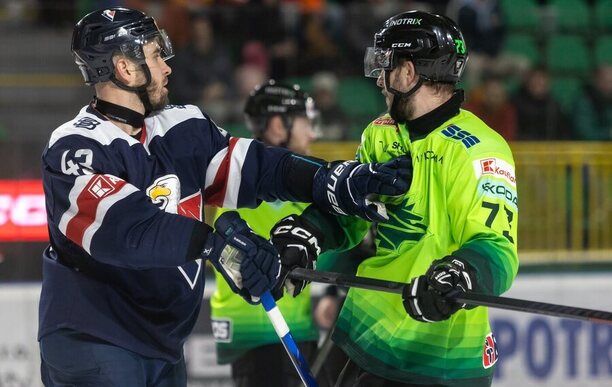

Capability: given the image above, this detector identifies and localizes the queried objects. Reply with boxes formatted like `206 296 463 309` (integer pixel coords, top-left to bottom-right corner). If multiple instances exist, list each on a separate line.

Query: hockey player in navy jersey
38 7 412 387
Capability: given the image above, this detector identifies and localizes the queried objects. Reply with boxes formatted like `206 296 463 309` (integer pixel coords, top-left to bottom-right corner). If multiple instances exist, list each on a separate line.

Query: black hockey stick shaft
289 268 612 324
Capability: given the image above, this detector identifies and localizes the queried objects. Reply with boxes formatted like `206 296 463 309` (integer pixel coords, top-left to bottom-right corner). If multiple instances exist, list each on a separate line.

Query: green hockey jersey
210 201 319 364
332 98 519 386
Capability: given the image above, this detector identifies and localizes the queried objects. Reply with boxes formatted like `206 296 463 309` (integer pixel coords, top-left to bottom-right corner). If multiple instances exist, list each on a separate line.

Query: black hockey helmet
72 7 174 85
364 10 468 84
244 80 317 136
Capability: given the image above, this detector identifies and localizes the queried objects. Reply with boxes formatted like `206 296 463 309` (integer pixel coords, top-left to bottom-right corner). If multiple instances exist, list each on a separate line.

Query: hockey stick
261 291 319 387
288 268 612 324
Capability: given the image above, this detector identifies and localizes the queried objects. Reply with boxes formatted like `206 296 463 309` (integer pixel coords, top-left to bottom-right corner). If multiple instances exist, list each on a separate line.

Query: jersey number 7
482 201 515 244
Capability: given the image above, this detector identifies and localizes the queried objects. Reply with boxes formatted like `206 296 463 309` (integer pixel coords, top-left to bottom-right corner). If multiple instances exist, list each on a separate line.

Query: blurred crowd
5 0 612 141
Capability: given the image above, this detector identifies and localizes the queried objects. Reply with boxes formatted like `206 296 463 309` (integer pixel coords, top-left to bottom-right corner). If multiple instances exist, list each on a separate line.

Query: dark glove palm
403 257 473 322
202 211 280 304
313 156 412 222
270 215 323 299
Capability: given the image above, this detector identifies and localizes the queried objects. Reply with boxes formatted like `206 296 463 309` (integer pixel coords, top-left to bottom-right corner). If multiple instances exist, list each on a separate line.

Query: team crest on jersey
101 9 116 21
482 332 499 368
377 200 427 250
146 174 180 213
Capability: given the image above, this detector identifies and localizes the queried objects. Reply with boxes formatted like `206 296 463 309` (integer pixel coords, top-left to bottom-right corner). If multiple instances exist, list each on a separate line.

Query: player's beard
389 92 415 123
146 79 169 111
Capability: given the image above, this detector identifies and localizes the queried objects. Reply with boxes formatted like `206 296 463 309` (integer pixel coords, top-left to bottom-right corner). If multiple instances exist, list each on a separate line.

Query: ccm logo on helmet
391 43 412 48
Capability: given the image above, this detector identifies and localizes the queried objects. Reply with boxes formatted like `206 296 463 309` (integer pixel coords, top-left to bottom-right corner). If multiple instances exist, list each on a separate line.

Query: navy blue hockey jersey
39 103 294 362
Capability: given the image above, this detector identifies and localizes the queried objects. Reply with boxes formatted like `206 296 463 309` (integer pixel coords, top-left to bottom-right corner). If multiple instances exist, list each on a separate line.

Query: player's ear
113 55 134 84
401 59 417 86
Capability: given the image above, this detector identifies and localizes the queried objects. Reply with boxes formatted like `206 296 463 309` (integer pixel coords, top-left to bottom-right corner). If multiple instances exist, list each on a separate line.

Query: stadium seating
594 35 612 65
503 33 542 65
594 0 612 31
549 0 591 33
550 76 583 111
545 35 592 76
499 0 540 32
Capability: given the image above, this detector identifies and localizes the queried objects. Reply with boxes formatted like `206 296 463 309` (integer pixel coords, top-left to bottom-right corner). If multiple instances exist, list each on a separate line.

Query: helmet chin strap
110 64 155 115
385 70 423 122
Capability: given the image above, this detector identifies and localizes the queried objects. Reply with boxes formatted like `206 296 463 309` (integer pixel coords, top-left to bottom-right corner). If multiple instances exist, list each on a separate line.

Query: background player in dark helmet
270 10 518 387
244 80 319 154
210 80 320 387
38 7 412 387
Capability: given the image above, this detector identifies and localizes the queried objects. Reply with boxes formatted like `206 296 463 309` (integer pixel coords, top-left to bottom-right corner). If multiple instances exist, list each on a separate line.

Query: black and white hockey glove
270 215 323 299
403 257 474 322
312 156 412 223
202 211 280 304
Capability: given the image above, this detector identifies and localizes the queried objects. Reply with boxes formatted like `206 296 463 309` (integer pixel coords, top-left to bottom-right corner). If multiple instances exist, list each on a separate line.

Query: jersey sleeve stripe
80 184 138 254
58 174 135 253
203 148 227 193
222 138 251 208
204 138 236 207
204 137 252 207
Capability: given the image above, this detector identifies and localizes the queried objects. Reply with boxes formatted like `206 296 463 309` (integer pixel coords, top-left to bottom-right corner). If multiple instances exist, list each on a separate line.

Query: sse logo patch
440 125 480 149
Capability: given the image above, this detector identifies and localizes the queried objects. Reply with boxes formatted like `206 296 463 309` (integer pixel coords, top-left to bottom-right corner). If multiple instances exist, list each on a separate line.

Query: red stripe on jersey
140 122 147 145
65 175 126 247
204 137 239 207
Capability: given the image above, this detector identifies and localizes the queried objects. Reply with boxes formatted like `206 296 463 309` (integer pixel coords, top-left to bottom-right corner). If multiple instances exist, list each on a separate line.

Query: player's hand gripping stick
216 241 318 387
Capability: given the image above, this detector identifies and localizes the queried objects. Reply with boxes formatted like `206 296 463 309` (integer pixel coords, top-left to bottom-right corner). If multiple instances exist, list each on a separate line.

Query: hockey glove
403 257 474 322
312 156 412 223
202 211 280 304
270 215 323 299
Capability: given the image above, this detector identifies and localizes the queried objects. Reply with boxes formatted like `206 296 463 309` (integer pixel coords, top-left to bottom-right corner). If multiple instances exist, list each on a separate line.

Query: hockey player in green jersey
269 10 519 387
210 80 321 387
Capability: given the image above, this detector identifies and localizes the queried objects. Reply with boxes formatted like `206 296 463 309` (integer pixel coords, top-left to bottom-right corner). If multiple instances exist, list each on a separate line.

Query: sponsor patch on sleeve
479 181 518 210
473 158 516 187
482 332 499 369
373 117 396 126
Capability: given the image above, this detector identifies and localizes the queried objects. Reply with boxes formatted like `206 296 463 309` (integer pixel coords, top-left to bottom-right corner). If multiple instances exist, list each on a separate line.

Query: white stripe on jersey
58 175 94 235
81 184 138 254
145 105 206 146
223 138 252 208
204 147 228 191
49 106 140 148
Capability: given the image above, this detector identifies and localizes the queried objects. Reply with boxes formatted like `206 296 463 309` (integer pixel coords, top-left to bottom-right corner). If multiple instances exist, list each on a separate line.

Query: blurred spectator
226 42 271 128
295 9 345 75
446 0 528 87
311 71 350 140
168 11 235 121
511 67 570 140
231 0 299 80
573 65 612 141
465 73 517 141
37 0 76 27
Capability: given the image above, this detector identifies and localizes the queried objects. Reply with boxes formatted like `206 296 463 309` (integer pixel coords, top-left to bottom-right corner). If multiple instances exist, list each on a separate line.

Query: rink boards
1 271 611 387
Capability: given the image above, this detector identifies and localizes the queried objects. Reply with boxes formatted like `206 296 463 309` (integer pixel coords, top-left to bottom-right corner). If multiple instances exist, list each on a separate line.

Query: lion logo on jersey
146 174 180 213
